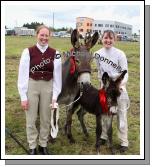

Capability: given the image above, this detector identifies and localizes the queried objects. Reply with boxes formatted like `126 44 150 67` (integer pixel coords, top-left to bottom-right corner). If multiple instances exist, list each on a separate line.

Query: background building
14 27 35 36
93 20 132 39
76 17 94 36
5 28 15 35
76 17 132 40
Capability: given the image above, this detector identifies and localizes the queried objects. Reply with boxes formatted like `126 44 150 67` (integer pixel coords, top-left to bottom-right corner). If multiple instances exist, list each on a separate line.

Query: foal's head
102 70 127 109
71 29 99 84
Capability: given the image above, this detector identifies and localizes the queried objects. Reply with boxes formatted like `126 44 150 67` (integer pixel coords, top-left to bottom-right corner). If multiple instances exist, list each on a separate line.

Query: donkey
69 70 127 154
56 29 99 142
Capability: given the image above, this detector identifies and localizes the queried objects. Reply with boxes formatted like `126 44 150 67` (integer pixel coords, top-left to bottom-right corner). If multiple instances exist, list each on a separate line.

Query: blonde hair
36 25 51 35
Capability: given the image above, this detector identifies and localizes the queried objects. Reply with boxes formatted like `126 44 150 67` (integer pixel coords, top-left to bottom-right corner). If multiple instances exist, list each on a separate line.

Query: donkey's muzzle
77 72 91 84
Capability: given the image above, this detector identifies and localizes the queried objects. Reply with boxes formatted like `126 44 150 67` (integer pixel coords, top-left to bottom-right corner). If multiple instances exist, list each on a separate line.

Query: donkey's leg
77 107 89 137
107 115 115 154
64 108 75 143
95 114 102 154
64 108 68 135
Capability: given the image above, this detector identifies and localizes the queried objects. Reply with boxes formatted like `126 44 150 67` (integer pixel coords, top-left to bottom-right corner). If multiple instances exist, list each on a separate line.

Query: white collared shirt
17 43 62 101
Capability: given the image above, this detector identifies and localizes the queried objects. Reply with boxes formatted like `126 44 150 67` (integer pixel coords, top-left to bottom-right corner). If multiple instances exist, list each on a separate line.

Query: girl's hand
51 99 56 109
21 100 29 111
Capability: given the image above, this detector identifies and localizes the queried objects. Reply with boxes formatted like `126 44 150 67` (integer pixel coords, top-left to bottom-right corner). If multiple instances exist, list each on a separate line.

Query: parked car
61 33 71 38
52 32 60 37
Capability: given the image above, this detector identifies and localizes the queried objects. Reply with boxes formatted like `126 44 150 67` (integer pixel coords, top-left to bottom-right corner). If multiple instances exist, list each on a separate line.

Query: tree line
22 22 73 32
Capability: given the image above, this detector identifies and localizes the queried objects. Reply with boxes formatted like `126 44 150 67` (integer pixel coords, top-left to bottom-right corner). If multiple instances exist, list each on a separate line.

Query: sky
4 1 143 34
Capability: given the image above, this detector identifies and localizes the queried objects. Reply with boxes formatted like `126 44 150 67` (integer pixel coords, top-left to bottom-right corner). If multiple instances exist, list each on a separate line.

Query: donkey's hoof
83 134 89 141
96 147 100 155
111 148 116 155
85 132 89 137
49 138 56 144
97 151 100 155
69 138 75 144
119 146 128 153
48 135 56 144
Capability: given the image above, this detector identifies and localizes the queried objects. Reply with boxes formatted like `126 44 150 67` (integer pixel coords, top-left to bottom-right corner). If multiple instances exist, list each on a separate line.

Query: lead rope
50 104 59 139
50 85 83 138
60 92 83 109
58 83 84 110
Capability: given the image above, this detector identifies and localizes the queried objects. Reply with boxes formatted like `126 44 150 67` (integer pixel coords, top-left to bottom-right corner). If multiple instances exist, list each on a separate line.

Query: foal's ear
115 70 127 84
85 32 99 49
71 29 80 49
102 72 110 86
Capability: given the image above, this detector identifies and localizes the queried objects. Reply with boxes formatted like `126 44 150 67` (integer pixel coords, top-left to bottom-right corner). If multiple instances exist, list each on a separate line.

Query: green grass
5 36 140 155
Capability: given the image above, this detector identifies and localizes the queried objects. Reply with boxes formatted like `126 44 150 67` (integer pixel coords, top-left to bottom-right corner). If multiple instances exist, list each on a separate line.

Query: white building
14 27 35 36
92 20 132 38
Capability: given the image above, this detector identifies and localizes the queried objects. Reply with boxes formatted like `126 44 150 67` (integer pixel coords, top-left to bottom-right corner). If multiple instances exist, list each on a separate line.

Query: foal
70 70 127 154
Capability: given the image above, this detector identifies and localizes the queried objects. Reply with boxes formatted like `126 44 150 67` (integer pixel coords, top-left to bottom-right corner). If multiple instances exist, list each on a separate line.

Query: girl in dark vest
18 25 62 155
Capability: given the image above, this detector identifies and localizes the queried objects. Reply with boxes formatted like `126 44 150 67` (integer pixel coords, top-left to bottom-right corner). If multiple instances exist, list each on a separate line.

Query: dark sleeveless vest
29 45 56 81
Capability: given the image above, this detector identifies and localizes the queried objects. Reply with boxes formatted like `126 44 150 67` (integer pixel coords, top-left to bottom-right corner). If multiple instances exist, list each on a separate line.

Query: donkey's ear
115 70 127 83
71 29 80 49
91 32 99 47
102 72 110 86
85 32 99 49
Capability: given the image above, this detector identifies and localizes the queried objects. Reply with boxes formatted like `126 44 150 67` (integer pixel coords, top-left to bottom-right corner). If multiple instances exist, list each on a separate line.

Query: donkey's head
102 70 127 109
71 29 99 84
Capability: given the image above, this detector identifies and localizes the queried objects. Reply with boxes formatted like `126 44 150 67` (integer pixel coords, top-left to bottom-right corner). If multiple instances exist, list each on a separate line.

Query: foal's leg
77 107 89 137
107 114 115 154
95 114 102 154
64 107 75 143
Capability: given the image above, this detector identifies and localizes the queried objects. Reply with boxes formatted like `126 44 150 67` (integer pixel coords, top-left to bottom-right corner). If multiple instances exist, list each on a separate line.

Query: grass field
5 36 140 155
